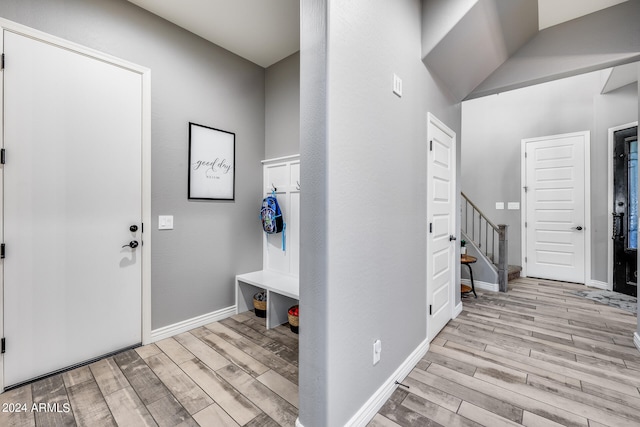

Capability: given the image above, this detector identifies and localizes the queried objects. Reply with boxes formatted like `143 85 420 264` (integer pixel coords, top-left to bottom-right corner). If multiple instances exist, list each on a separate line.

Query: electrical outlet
373 339 382 365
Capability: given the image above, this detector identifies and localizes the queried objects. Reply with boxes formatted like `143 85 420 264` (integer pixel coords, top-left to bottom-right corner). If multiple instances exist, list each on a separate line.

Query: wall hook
271 183 277 192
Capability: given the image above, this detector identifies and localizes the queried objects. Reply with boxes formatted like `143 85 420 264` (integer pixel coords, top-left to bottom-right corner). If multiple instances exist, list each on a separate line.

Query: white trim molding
587 280 609 290
453 301 463 318
461 278 498 293
150 306 236 343
344 339 430 427
634 332 640 354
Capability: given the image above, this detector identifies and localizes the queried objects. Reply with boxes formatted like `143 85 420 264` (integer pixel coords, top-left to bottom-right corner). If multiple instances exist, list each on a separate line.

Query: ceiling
126 0 628 69
538 0 628 30
601 61 639 94
126 0 299 68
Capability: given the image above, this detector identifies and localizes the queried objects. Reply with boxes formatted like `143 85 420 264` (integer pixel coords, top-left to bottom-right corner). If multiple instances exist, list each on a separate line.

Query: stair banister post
498 224 508 293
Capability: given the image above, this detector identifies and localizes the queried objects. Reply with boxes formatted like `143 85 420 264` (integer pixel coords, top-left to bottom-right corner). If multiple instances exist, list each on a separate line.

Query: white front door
3 30 144 387
522 132 589 283
427 113 457 341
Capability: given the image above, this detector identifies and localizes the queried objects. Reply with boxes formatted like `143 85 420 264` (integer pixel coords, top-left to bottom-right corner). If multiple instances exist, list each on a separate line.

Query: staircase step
508 265 522 281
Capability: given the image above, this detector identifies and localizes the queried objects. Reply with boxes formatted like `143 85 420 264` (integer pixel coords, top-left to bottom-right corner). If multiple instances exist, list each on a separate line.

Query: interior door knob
572 226 583 231
122 240 139 249
449 235 457 241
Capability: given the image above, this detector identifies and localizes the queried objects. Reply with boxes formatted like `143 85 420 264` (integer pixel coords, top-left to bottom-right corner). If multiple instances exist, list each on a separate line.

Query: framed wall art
188 122 235 200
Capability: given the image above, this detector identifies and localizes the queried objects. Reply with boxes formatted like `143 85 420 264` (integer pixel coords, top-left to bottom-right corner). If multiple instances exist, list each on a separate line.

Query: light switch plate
393 74 402 97
159 215 174 230
495 202 505 210
508 202 520 210
373 339 382 365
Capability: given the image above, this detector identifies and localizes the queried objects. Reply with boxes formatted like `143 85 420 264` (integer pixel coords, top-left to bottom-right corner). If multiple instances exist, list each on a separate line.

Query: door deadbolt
130 225 138 232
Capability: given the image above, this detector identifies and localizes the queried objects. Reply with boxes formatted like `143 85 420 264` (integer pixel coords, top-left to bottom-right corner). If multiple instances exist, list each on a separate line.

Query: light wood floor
1 277 639 427
0 313 299 427
372 277 640 427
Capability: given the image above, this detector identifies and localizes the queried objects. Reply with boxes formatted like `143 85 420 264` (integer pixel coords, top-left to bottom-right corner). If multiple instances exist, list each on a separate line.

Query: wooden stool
461 254 477 298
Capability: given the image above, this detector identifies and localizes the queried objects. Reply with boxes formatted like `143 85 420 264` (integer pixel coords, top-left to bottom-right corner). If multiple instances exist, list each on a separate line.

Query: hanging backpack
260 191 286 250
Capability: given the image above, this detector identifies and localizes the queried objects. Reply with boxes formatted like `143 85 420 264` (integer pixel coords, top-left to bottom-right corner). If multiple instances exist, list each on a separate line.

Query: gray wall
0 0 266 329
299 0 329 424
299 0 461 425
462 70 638 283
266 52 300 159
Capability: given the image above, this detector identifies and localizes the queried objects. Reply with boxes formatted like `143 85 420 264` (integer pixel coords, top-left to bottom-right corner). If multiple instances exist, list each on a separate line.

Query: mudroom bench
235 270 299 329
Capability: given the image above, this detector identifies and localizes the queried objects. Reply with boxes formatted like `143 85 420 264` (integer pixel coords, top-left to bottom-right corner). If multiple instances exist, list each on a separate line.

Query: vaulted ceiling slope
422 0 538 102
537 0 628 30
468 0 640 99
423 0 640 101
601 62 639 94
126 0 299 68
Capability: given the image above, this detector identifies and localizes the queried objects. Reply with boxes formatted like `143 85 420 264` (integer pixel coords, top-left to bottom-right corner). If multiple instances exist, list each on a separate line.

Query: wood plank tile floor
2 277 640 426
0 312 299 427
372 277 640 427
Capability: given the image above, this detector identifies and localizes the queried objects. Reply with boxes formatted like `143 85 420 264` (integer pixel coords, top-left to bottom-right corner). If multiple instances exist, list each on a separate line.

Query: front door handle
612 213 624 240
122 240 139 249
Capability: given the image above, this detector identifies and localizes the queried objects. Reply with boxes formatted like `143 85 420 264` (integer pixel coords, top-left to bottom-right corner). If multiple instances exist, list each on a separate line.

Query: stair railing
461 192 508 292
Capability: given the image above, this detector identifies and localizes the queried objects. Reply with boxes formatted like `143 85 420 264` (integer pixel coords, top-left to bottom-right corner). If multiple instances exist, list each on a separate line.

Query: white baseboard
587 280 610 290
453 301 463 318
461 278 498 292
150 305 236 342
343 338 430 427
634 332 640 354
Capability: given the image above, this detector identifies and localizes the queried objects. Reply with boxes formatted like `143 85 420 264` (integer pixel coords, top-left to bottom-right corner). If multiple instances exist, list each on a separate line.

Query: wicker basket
253 292 267 318
288 305 299 334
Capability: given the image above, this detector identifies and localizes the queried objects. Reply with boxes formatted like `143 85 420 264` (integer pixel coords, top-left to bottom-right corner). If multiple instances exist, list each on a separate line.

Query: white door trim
426 112 457 341
607 121 638 291
520 131 591 284
0 18 152 391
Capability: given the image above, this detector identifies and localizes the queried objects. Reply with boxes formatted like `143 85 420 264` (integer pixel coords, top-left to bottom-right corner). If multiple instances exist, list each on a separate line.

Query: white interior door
427 113 457 340
522 132 589 283
3 30 143 387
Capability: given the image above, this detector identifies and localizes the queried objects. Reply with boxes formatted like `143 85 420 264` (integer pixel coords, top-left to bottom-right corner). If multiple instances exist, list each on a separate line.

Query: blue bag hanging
260 191 286 251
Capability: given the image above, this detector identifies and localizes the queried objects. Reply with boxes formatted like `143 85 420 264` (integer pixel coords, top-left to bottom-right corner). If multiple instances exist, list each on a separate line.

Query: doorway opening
426 113 457 341
0 20 152 391
521 132 590 284
612 125 638 297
